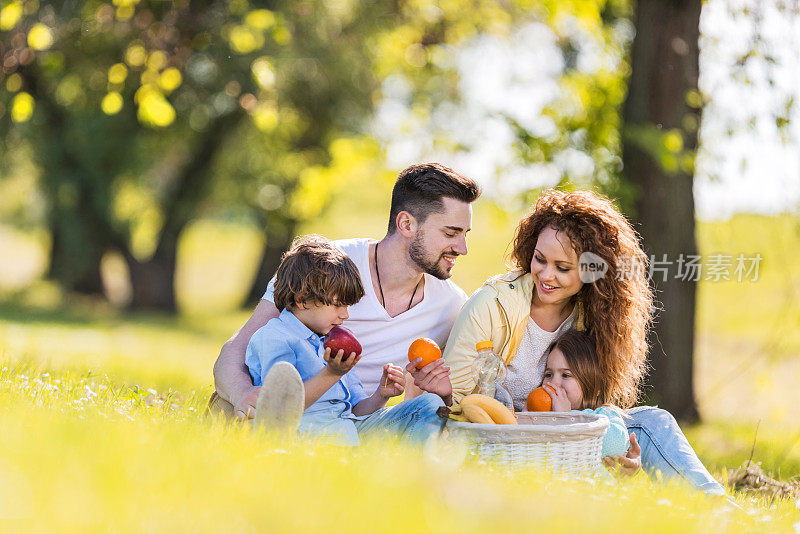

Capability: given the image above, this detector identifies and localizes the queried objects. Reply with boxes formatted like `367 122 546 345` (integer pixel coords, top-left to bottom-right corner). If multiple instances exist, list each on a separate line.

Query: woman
443 189 725 495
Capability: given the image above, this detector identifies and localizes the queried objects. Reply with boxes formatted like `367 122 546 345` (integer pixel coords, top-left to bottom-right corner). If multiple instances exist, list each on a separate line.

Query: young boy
245 235 445 446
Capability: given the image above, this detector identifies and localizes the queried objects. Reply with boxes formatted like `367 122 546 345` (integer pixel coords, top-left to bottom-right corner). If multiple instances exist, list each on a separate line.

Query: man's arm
213 299 280 419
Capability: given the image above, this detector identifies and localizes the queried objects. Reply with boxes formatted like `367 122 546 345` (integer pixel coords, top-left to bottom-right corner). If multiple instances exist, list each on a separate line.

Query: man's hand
324 348 361 376
233 385 261 421
213 299 279 421
602 433 642 477
405 358 452 399
378 364 405 399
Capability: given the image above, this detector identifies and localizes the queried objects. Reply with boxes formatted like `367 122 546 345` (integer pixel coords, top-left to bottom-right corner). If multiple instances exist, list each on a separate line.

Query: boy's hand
324 348 361 376
378 364 405 398
544 383 571 412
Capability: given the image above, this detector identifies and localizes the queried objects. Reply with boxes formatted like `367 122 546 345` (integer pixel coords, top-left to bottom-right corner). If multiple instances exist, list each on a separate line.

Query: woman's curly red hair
511 189 654 409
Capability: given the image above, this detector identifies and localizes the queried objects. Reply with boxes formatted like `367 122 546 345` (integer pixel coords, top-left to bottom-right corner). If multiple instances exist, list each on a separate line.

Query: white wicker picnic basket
443 411 609 476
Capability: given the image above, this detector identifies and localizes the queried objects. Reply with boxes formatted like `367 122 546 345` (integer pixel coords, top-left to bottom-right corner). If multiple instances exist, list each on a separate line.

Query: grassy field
1 193 800 529
1 362 799 532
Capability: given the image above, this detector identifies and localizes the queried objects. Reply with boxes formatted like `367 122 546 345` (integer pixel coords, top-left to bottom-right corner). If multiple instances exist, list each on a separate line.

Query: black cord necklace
375 241 421 312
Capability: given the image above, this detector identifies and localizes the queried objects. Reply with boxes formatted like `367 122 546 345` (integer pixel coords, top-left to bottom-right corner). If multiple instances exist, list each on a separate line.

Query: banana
436 405 469 422
460 403 495 424
461 394 518 425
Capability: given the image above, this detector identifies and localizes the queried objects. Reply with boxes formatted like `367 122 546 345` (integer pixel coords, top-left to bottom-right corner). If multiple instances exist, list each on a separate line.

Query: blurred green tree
2 0 791 419
0 0 387 310
622 0 702 422
623 1 797 421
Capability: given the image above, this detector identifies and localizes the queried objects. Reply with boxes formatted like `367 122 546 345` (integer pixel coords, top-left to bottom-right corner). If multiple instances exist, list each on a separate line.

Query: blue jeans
298 393 445 447
626 407 726 495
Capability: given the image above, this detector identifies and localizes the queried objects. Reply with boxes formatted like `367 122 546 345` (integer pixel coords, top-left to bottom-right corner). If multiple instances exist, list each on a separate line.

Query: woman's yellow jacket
443 271 535 404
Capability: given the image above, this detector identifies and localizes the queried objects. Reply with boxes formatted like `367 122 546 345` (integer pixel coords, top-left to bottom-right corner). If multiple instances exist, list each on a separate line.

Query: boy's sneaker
254 362 305 434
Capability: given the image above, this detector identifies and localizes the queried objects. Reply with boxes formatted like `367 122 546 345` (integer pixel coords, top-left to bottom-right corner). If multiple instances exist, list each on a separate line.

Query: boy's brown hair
273 235 365 312
547 329 607 410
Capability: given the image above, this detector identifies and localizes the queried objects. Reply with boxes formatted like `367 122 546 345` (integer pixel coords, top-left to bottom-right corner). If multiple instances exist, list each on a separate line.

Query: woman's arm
442 288 496 404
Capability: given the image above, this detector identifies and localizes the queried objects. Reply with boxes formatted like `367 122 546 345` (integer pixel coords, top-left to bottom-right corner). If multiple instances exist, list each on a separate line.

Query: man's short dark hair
273 235 365 312
387 163 480 234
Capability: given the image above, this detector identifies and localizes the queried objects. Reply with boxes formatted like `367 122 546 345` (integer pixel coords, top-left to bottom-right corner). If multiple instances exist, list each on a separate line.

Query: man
211 163 477 419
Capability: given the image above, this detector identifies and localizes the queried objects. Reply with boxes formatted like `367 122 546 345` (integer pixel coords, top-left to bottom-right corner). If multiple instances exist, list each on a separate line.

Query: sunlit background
1 0 799 529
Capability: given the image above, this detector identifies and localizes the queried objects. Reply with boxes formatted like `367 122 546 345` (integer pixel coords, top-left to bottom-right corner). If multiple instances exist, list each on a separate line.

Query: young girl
541 329 630 459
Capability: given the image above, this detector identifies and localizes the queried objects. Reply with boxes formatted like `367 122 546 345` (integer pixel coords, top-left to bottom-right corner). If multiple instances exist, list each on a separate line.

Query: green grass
696 213 800 360
1 362 798 532
2 201 800 528
685 420 800 481
0 287 247 392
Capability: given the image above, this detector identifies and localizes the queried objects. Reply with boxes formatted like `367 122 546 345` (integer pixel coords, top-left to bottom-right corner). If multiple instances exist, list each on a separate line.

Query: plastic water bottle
471 341 515 413
471 341 503 389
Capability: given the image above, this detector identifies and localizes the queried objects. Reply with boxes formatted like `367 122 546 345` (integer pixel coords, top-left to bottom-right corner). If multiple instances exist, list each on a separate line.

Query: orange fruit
408 337 442 369
526 385 556 412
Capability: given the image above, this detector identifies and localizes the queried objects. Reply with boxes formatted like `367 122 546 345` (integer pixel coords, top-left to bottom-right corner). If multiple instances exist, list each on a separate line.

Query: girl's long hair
511 189 654 409
547 329 604 410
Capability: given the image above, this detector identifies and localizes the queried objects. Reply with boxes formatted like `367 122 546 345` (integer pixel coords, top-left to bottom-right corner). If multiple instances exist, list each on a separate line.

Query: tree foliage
0 0 389 309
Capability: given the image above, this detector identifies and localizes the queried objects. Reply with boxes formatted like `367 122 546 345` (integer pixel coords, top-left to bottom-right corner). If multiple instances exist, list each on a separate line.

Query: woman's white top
505 307 577 411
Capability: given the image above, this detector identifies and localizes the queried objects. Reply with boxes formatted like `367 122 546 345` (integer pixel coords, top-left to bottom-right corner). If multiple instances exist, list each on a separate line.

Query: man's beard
409 233 454 280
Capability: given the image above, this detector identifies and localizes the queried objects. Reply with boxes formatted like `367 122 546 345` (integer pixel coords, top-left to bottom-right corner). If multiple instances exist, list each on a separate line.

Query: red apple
324 326 362 357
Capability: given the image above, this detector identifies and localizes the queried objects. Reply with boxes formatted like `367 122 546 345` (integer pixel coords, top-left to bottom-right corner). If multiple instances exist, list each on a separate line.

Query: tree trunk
125 109 245 311
28 66 112 297
47 203 106 295
245 216 297 306
126 237 178 312
622 0 702 422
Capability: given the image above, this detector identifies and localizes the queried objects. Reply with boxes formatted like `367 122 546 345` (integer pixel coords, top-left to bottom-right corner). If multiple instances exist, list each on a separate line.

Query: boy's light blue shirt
245 308 369 417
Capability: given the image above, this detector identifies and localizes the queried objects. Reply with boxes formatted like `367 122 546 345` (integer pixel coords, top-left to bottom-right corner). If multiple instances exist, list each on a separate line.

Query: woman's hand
543 383 571 412
603 433 642 477
378 364 405 398
324 348 361 376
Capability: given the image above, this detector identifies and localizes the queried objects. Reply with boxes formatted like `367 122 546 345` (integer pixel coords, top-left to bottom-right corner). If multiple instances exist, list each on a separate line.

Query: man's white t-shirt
263 238 468 393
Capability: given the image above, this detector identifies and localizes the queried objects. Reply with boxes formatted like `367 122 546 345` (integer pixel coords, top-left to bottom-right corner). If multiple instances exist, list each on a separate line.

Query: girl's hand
324 348 361 376
544 383 571 412
603 433 642 477
378 364 405 398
